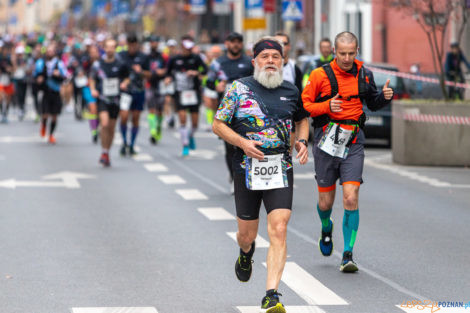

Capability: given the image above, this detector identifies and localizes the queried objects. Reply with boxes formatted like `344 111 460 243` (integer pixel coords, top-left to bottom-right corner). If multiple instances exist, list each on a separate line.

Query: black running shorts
41 89 62 115
233 170 294 220
98 100 120 119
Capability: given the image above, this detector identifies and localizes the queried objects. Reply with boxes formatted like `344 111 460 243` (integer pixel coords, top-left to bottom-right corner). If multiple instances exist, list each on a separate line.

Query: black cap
127 33 139 43
226 32 243 42
149 34 160 42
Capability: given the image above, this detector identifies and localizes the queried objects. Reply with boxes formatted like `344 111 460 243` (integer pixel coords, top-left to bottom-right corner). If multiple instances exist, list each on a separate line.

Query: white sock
179 126 189 146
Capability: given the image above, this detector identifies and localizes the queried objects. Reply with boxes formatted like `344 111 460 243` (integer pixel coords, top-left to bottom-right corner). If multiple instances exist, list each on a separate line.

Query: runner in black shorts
89 38 130 167
146 35 167 145
118 34 151 156
212 36 309 313
165 35 207 156
34 43 68 144
206 32 253 192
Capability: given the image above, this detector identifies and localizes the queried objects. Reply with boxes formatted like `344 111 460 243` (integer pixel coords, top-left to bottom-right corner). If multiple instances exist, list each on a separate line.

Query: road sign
245 0 264 18
190 0 206 14
282 0 303 21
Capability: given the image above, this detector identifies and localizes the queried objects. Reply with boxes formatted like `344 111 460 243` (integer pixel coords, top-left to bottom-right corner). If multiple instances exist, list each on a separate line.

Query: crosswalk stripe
236 306 326 313
262 262 348 306
132 153 153 162
157 175 186 184
226 232 270 248
71 308 158 313
175 189 208 200
143 163 168 172
198 207 236 220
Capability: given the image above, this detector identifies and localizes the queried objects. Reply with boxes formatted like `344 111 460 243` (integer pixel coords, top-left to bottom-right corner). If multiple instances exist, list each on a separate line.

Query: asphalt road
0 108 469 313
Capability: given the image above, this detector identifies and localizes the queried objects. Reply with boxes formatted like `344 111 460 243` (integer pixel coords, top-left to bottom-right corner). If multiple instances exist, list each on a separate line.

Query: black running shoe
261 291 286 313
318 219 334 256
340 251 358 273
93 134 98 144
150 136 157 145
120 144 127 156
128 146 137 156
235 241 255 282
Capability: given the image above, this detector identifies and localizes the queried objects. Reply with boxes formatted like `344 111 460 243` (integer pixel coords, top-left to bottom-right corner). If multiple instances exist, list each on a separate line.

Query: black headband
253 40 283 59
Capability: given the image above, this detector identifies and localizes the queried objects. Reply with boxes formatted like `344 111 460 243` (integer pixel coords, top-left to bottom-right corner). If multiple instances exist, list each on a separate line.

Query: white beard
254 64 283 89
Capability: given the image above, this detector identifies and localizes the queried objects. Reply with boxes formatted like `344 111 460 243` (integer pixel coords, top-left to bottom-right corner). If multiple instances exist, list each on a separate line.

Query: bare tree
387 0 469 100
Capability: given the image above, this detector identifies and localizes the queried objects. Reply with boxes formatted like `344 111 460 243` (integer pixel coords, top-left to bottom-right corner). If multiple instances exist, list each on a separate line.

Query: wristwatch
297 139 308 147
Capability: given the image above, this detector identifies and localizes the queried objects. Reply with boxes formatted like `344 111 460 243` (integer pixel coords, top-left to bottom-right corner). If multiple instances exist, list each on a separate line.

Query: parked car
362 63 410 145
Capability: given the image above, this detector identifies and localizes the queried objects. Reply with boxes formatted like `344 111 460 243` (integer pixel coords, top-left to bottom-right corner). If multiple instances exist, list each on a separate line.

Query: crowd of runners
0 29 395 313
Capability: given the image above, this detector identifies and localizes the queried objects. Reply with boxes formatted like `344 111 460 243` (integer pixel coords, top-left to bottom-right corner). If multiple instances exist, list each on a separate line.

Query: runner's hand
216 81 226 93
295 141 308 165
329 94 342 113
383 79 394 100
91 89 99 98
241 139 265 161
120 81 128 91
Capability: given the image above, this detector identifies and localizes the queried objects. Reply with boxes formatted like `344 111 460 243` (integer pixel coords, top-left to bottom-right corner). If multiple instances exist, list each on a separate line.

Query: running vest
312 63 367 129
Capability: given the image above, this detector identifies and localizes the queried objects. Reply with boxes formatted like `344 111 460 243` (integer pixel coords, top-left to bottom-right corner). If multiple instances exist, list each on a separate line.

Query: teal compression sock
317 204 332 233
343 209 359 252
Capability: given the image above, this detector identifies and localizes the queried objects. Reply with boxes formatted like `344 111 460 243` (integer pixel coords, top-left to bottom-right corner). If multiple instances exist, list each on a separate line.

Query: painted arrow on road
0 171 96 189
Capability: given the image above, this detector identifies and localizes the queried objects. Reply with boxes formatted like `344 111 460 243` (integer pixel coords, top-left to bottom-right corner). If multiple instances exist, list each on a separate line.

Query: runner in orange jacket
302 31 394 272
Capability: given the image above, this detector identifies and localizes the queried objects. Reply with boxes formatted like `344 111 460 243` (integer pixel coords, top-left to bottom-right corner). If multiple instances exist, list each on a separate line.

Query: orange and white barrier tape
365 65 470 89
400 112 470 125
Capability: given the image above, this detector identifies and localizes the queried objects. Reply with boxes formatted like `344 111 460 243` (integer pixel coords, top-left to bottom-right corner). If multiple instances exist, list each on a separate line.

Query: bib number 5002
253 165 279 176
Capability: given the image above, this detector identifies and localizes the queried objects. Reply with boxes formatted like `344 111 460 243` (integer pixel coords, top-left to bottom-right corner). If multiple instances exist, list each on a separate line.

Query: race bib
13 68 26 80
180 90 198 106
175 72 192 91
0 74 10 85
120 93 133 110
246 154 287 190
102 78 119 97
166 81 175 94
203 87 218 99
318 123 355 159
74 75 88 88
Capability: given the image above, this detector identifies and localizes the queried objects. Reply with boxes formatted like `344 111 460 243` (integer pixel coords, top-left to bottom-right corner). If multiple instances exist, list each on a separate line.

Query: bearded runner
213 36 310 313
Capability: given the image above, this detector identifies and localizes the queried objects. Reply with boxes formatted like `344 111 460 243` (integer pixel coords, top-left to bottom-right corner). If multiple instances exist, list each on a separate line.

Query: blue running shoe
318 219 334 256
340 251 358 273
189 136 196 150
182 145 190 157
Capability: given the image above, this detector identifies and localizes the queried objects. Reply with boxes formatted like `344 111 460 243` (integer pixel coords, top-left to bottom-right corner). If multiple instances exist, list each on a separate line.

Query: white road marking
175 189 208 200
0 135 43 143
157 175 186 185
188 149 217 160
364 157 470 188
226 232 270 248
0 172 95 189
397 305 467 313
261 262 348 306
236 306 325 313
143 163 168 172
132 153 153 162
198 207 236 220
71 308 158 313
295 172 315 180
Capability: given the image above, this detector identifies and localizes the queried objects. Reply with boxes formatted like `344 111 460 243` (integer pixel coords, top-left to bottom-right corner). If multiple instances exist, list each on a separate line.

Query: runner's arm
362 69 392 111
301 69 332 117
